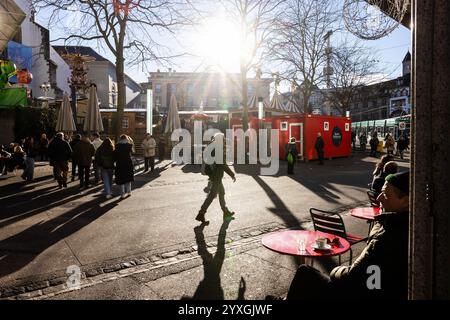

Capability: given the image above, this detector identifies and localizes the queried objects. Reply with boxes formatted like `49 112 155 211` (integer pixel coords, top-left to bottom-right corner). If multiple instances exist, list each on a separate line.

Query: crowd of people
1 131 162 200
352 130 410 159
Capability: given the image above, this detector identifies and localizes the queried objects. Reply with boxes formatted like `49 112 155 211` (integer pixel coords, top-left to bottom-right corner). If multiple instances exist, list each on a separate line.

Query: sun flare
194 17 252 72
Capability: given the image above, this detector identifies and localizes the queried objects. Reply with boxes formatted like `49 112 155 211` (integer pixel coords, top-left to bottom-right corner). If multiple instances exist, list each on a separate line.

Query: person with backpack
196 133 236 223
285 137 298 174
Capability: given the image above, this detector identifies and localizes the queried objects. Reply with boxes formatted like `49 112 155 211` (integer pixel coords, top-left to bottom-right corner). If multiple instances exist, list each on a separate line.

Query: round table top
350 207 381 221
261 230 351 257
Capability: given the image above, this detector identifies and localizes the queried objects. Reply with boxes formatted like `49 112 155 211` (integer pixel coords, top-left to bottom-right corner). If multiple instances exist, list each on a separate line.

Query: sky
35 1 411 85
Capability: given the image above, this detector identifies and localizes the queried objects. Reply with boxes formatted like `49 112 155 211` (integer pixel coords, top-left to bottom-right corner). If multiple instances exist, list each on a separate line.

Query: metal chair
367 190 381 207
309 208 367 265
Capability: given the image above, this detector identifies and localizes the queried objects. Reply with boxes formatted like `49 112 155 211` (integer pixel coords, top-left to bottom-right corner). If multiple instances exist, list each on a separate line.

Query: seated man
283 171 409 300
370 161 398 197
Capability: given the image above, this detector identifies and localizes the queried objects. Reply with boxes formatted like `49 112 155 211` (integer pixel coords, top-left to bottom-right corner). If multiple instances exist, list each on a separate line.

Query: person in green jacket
196 133 236 223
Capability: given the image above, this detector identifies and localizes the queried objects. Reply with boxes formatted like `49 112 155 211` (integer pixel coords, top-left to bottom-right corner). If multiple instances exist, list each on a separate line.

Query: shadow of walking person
192 220 232 300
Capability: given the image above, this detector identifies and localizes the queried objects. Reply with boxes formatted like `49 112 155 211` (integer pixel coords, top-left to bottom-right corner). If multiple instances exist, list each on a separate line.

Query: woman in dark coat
114 135 134 199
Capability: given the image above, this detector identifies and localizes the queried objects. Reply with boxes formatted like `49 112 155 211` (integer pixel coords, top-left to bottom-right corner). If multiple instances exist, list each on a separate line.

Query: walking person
38 133 49 161
69 134 81 181
48 132 72 188
91 132 103 184
384 133 395 155
95 138 115 199
369 132 379 157
158 137 166 162
114 134 134 199
141 133 156 172
72 134 95 190
315 132 325 165
196 133 236 223
396 133 408 159
359 132 367 151
285 137 298 174
22 137 38 181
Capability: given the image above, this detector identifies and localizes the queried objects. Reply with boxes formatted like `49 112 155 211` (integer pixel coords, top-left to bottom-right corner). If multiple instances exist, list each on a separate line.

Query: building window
155 84 162 93
155 96 161 110
122 117 129 129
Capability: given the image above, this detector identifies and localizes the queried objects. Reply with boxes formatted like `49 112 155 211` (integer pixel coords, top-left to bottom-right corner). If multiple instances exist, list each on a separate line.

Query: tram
351 114 411 141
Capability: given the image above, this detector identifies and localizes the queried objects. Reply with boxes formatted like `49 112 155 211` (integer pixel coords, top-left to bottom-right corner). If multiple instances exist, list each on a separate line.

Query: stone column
411 0 450 299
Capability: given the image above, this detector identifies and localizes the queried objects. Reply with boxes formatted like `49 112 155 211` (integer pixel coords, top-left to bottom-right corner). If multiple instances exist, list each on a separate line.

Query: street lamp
40 82 51 107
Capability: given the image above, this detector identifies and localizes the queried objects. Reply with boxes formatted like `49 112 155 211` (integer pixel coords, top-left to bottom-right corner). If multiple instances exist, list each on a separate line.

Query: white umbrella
56 94 76 132
0 0 26 52
165 94 181 133
84 85 104 133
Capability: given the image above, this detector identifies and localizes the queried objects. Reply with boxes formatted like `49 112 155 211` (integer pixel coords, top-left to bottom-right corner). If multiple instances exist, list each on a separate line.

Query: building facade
140 70 272 113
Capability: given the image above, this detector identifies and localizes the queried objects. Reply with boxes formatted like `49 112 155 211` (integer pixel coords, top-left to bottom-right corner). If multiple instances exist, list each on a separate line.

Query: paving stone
121 261 137 268
26 281 49 292
161 251 179 259
136 258 151 265
17 290 43 299
250 231 262 236
85 269 102 277
102 264 123 273
42 284 67 296
1 287 26 298
49 277 66 286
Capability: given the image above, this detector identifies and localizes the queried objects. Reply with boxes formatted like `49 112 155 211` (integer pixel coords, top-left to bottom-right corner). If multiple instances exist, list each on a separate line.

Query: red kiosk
230 114 352 161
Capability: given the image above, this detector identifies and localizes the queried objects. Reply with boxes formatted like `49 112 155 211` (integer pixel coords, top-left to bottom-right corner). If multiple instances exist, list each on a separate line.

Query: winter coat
95 145 115 169
48 137 72 162
330 212 409 299
384 136 395 152
315 136 324 151
39 138 48 151
141 137 156 157
72 140 96 166
285 142 298 163
114 142 134 184
397 136 408 151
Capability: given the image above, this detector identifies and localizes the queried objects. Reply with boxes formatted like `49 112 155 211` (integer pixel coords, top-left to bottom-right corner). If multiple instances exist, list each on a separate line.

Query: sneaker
63 182 67 188
106 194 113 199
223 210 235 220
195 212 206 223
127 192 132 197
120 194 126 199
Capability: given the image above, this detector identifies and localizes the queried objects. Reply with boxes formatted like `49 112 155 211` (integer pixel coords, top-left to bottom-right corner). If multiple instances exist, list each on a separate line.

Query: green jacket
330 211 409 299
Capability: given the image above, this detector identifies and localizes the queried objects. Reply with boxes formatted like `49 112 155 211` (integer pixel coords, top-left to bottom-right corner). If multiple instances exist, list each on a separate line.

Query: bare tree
270 0 339 113
328 39 381 116
219 0 285 131
32 0 194 139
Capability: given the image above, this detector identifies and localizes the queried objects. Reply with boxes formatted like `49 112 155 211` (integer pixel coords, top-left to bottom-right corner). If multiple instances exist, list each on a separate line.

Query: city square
0 0 449 304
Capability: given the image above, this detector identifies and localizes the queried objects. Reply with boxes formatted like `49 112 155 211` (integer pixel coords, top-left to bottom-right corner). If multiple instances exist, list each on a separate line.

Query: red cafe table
349 207 381 221
261 230 350 264
350 207 382 235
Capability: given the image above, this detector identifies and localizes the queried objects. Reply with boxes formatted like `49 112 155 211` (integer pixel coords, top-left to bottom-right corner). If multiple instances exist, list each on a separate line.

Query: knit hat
385 171 409 194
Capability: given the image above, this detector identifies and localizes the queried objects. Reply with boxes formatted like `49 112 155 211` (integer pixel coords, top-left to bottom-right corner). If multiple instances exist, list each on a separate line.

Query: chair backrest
309 208 348 240
367 190 380 207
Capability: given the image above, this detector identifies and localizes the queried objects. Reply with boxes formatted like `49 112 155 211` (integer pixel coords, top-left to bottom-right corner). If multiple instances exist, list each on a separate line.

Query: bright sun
194 17 251 72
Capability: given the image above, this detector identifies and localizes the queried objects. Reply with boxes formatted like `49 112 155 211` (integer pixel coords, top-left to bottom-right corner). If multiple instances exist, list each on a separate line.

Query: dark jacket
72 140 95 166
114 142 134 184
70 137 81 154
48 137 72 162
95 145 115 169
208 162 235 182
315 136 324 150
370 171 389 196
330 212 409 299
285 142 298 162
24 142 38 158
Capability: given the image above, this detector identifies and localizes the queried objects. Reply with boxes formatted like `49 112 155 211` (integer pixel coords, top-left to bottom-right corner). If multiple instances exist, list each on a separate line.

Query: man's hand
232 176 236 183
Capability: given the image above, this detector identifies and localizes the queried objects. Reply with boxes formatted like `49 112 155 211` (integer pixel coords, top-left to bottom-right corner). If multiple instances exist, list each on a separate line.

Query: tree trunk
115 55 126 141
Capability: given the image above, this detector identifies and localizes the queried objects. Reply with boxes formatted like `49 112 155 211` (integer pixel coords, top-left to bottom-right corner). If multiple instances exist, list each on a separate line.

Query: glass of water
298 238 306 254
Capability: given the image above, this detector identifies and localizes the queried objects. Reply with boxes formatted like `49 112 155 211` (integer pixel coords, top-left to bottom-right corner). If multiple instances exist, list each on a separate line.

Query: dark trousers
200 180 228 214
54 161 69 186
144 156 155 171
72 161 78 179
93 160 101 182
79 165 90 187
317 148 324 164
287 265 332 300
287 162 294 174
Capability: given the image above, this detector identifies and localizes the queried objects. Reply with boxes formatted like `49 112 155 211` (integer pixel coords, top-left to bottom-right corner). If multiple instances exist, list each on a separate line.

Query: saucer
312 243 332 251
